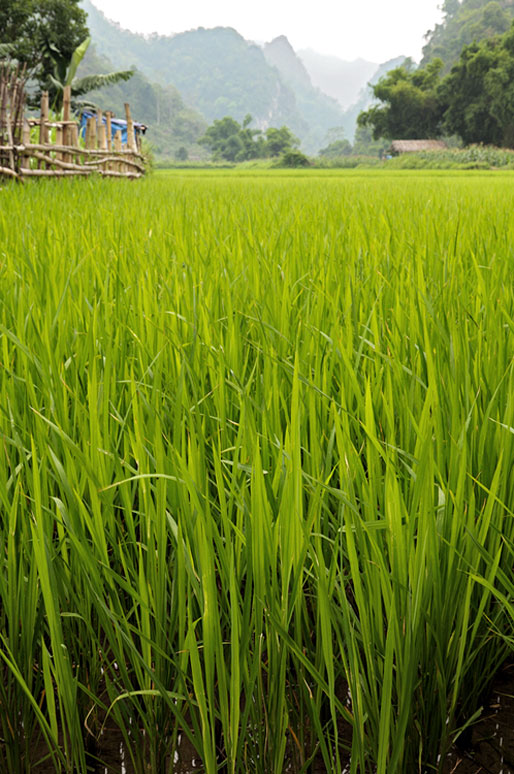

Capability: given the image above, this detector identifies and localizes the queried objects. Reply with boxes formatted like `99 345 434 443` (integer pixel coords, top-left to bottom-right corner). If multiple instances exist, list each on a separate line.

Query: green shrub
275 149 310 168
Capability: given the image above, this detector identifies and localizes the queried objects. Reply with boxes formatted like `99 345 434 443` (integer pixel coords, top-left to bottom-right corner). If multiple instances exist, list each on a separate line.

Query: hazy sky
90 0 444 63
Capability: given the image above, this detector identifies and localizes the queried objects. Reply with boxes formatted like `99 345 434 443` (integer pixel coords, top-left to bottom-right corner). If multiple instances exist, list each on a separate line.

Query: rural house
389 139 448 155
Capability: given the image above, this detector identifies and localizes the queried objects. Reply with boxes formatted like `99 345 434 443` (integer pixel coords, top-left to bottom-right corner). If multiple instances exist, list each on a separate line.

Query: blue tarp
80 111 147 144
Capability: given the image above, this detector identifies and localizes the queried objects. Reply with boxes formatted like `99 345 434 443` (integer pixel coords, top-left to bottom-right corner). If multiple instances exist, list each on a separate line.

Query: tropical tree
200 115 300 161
48 36 134 110
199 116 265 161
440 23 514 146
0 0 88 85
357 58 445 140
264 125 299 156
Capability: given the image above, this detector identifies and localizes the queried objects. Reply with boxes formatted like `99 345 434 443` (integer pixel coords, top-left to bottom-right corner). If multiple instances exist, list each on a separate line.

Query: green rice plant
0 171 514 774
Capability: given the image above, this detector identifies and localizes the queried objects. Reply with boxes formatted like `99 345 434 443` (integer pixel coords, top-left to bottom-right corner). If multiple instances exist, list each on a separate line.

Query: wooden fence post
70 123 79 149
20 118 31 171
0 77 8 170
86 116 96 150
40 91 49 146
125 103 136 152
106 112 112 152
62 85 71 163
56 123 63 166
114 129 123 173
97 109 107 151
125 102 136 173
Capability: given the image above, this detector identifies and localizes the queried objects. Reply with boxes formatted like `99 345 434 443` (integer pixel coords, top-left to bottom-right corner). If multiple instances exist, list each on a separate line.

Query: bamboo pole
39 92 49 146
114 130 123 173
20 168 91 177
106 112 112 152
82 156 145 172
125 103 136 152
2 85 16 175
0 68 146 181
0 165 19 179
19 168 139 178
10 75 25 146
18 143 144 159
70 123 79 148
0 80 7 167
62 85 71 163
86 116 96 150
29 151 94 171
20 119 31 171
105 111 112 171
56 125 63 164
125 102 136 173
97 109 107 151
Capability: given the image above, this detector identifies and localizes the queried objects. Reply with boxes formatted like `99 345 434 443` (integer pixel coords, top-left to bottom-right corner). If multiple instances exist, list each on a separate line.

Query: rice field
1 169 514 774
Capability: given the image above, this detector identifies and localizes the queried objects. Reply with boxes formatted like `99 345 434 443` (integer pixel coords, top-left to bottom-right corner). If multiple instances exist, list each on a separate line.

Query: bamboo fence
0 72 146 181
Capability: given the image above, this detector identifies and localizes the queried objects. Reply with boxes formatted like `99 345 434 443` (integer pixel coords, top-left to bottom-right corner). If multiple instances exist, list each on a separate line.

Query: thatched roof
390 140 448 153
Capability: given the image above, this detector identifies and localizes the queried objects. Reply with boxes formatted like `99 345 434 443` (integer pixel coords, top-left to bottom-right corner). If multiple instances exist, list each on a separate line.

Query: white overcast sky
90 1 444 63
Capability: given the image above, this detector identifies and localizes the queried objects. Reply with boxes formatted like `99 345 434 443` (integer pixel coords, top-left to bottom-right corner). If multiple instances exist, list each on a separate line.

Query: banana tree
48 36 133 110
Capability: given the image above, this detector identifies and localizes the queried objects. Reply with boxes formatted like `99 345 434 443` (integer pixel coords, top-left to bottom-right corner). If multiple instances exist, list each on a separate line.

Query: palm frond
66 37 91 87
72 70 134 97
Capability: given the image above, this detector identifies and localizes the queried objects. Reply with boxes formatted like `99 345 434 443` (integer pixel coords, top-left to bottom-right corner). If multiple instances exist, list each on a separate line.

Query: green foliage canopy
422 0 514 69
358 21 514 148
199 117 299 161
76 45 207 159
357 59 445 140
47 36 134 110
264 126 300 156
441 24 514 145
0 0 88 89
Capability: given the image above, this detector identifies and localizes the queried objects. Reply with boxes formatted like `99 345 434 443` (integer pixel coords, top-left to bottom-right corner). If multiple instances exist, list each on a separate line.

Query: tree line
359 21 514 148
198 116 301 161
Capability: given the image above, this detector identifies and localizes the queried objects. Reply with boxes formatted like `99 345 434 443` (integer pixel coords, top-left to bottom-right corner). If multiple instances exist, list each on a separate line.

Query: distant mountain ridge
80 0 350 152
76 44 208 161
264 36 313 89
263 36 348 150
298 50 378 109
79 0 409 153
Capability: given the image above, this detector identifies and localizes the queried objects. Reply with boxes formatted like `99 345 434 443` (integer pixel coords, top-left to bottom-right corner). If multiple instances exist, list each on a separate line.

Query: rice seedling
0 170 513 773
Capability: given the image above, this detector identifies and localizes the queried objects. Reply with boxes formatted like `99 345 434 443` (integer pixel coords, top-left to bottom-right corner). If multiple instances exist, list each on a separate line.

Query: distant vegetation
78 44 208 160
199 115 300 162
385 144 514 168
422 0 514 69
6 0 514 161
79 0 347 154
351 0 514 153
359 19 514 148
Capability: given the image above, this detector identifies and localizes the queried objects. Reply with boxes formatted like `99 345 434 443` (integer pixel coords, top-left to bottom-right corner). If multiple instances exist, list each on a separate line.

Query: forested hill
76 45 208 161
421 0 514 68
263 36 347 151
298 51 378 109
80 0 348 152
